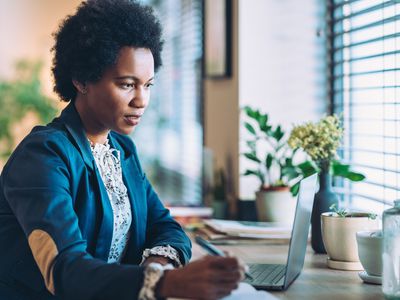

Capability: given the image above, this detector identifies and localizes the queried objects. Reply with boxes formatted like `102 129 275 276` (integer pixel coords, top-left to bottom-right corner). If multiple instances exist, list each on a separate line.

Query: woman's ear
72 80 87 95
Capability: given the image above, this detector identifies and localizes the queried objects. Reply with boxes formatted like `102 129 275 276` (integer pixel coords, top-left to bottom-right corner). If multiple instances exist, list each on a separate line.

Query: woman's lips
124 115 141 126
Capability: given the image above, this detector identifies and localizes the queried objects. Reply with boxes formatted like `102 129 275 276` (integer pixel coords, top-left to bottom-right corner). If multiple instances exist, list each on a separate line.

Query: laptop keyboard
246 264 286 286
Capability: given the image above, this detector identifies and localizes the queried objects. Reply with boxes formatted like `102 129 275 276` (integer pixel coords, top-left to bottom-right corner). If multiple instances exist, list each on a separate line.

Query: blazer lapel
92 166 114 260
53 102 94 171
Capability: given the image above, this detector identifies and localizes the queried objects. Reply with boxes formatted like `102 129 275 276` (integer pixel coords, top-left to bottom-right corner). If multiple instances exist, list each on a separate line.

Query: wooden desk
191 239 384 299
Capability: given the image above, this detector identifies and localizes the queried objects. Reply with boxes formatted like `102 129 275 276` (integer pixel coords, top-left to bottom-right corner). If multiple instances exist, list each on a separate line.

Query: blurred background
0 0 398 219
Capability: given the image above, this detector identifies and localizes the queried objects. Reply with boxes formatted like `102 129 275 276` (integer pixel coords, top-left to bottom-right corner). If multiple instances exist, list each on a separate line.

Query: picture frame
204 0 232 78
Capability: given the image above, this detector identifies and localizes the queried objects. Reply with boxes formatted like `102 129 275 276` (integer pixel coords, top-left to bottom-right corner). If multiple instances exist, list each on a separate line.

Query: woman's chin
114 125 137 136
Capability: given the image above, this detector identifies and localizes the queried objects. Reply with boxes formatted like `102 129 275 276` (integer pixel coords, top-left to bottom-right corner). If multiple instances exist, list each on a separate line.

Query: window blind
133 0 203 206
328 0 400 213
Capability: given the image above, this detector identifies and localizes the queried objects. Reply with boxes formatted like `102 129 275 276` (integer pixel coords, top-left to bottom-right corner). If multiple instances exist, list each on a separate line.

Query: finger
207 269 242 284
223 250 234 257
209 256 239 269
238 263 248 281
234 256 247 272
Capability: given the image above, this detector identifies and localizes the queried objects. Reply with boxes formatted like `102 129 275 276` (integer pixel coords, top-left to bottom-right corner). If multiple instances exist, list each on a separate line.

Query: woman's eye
120 83 134 89
145 83 154 89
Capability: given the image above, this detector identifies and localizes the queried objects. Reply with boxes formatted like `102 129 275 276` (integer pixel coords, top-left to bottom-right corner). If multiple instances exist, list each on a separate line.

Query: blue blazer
0 103 191 300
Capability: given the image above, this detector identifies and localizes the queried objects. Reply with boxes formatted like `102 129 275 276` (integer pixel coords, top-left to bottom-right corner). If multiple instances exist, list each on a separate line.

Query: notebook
243 173 317 291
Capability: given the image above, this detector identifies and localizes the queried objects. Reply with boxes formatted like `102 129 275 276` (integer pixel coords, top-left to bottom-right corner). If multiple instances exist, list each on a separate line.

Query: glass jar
383 200 400 299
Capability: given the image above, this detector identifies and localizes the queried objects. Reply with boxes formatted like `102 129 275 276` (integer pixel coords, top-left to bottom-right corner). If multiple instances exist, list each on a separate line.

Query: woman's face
81 47 154 138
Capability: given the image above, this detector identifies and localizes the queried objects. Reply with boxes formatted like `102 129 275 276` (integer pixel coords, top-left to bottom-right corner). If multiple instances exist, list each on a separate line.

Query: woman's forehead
105 47 155 81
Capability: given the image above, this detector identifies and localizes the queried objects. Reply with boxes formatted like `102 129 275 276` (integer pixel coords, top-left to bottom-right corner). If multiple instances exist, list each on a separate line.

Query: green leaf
258 114 269 133
332 160 366 182
244 106 260 120
244 152 261 163
272 125 285 141
242 169 265 186
297 160 319 177
331 160 350 176
342 172 366 181
262 124 272 135
244 122 257 135
290 182 300 196
265 153 273 170
243 170 257 176
282 166 300 181
285 158 293 167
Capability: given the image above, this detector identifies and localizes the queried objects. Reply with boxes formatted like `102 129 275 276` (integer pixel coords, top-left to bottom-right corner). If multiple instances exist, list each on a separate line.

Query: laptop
244 173 318 291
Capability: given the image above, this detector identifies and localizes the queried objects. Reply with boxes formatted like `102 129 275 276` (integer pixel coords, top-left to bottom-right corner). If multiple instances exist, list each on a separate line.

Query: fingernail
244 265 249 272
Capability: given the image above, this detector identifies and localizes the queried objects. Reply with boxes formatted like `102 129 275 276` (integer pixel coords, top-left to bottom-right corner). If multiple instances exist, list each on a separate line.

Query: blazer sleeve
129 143 192 265
2 132 145 300
143 174 192 264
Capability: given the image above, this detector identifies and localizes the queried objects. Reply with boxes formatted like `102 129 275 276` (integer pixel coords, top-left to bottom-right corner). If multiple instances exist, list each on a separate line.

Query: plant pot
321 212 380 270
255 188 296 225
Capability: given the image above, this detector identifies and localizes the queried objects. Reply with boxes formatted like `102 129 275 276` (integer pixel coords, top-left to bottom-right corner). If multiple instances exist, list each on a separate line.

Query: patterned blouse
90 139 132 263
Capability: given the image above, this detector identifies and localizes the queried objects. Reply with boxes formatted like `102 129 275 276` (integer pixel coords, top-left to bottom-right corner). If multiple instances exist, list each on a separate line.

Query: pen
195 235 254 280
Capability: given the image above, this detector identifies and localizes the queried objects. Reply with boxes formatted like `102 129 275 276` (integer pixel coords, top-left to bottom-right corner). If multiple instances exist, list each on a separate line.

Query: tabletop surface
190 235 384 300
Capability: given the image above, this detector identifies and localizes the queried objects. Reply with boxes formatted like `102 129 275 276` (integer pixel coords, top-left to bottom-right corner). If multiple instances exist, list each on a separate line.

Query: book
203 219 292 238
168 206 213 217
167 206 213 229
195 226 290 245
195 225 290 245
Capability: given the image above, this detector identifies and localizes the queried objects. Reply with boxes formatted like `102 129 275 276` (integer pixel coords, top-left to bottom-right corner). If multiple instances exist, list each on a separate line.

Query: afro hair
52 0 163 102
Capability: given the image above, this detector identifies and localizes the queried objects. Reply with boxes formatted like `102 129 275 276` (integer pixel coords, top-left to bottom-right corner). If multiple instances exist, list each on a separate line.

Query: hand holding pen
195 235 254 281
157 248 246 299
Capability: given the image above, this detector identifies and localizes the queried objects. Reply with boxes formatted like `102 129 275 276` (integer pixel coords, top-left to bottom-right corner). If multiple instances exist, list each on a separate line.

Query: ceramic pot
321 213 379 267
255 187 296 225
356 230 383 276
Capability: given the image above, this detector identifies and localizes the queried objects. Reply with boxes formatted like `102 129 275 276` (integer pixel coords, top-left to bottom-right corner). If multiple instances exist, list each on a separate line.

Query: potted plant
242 106 316 224
321 204 379 270
288 114 366 253
0 59 57 162
211 168 228 219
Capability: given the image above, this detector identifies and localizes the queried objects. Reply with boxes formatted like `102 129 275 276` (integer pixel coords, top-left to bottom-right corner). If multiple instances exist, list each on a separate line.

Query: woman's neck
74 98 109 145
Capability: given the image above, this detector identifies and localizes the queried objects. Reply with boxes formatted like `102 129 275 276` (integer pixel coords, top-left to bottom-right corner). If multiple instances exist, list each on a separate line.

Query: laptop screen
283 173 317 288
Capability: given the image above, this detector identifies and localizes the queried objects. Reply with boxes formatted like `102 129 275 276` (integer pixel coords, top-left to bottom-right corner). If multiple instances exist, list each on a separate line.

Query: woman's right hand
156 255 245 300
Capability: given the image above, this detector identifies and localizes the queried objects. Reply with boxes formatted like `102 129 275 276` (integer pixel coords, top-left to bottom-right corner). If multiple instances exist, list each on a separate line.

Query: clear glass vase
382 200 400 299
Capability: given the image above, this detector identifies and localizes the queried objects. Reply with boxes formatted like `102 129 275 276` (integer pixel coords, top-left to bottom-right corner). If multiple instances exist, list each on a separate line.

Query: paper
168 283 277 300
222 282 278 300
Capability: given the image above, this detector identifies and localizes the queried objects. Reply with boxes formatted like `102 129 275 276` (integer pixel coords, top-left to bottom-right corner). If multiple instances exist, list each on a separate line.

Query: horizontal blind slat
333 50 400 65
331 1 396 24
332 14 400 37
331 32 400 52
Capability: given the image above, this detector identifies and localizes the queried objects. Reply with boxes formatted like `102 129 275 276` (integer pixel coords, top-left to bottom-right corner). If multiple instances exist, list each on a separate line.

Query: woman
0 1 244 299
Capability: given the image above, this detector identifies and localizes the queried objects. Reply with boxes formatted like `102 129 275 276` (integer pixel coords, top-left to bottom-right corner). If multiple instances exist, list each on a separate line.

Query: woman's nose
130 86 148 108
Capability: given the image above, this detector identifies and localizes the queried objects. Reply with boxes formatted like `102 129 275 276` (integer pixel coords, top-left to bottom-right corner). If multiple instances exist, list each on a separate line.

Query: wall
0 1 82 169
238 0 327 199
0 0 82 96
204 0 239 215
